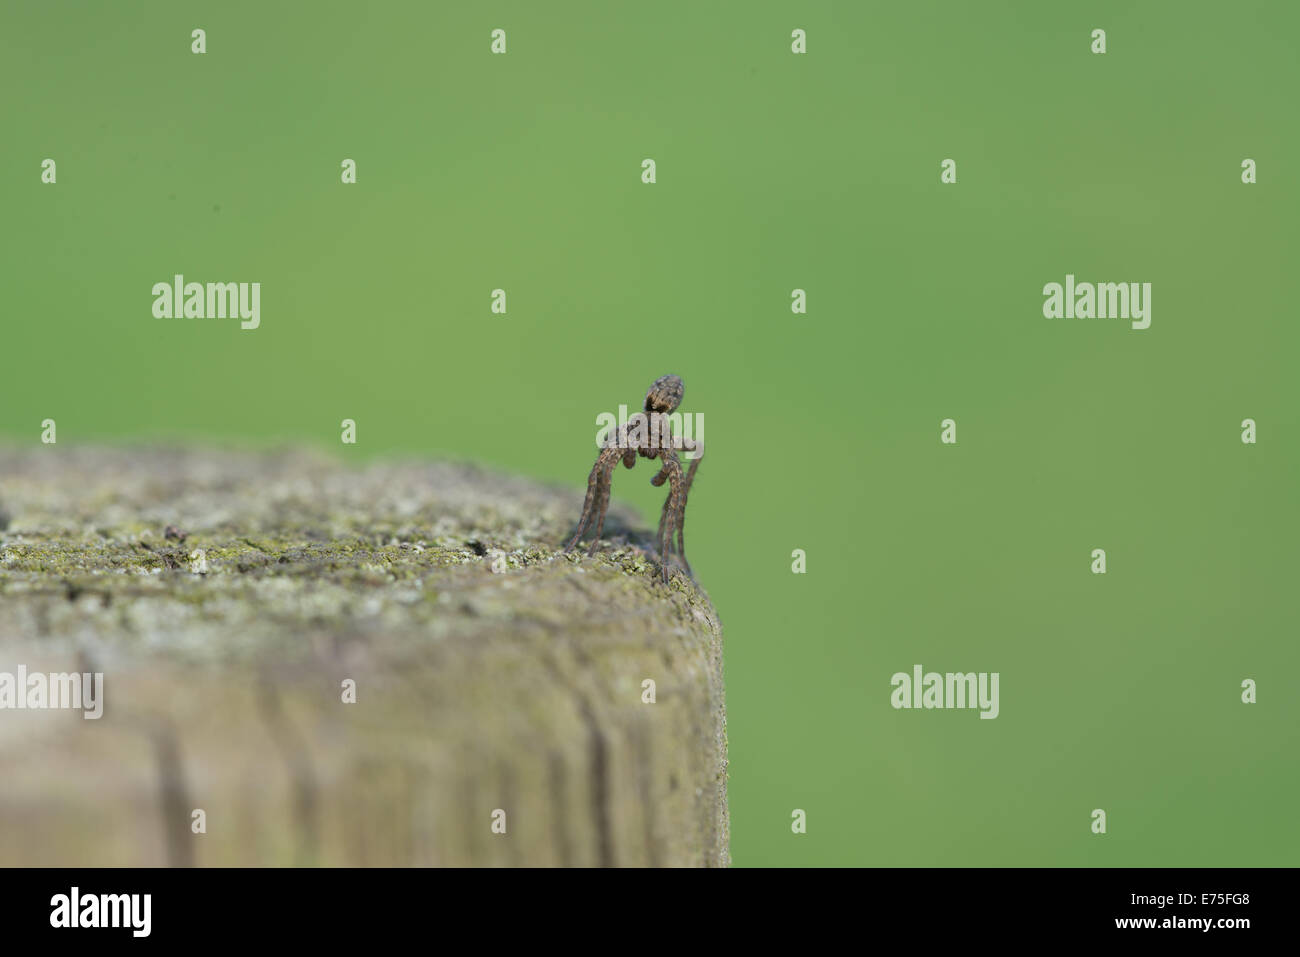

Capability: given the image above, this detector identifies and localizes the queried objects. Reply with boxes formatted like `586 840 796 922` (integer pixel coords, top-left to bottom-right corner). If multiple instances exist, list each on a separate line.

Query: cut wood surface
0 446 729 867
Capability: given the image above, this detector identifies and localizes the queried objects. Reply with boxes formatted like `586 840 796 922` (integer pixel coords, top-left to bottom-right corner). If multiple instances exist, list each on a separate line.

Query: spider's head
644 374 684 414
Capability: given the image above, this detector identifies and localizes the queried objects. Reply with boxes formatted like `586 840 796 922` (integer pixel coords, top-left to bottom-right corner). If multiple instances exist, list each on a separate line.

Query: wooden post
0 447 729 867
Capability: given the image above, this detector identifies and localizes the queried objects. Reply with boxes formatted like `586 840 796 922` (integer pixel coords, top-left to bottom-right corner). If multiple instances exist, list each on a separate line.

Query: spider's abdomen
644 374 684 414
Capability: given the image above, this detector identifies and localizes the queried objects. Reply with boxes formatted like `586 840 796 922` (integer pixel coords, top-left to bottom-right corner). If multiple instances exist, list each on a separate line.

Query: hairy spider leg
677 438 703 570
650 426 679 560
657 493 691 578
588 446 636 553
651 463 685 572
566 444 625 551
653 450 687 583
683 439 703 493
653 436 702 577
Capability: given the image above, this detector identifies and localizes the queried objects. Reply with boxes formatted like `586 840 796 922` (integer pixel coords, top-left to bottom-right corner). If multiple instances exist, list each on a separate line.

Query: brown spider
565 374 703 582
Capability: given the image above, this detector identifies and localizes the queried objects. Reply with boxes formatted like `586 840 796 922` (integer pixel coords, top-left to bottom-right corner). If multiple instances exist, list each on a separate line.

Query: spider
565 374 703 582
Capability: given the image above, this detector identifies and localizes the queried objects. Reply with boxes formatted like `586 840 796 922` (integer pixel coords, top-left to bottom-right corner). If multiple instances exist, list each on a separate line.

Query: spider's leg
655 493 675 574
650 462 675 564
658 495 690 578
674 502 693 579
658 503 675 583
652 440 701 575
655 451 686 583
566 446 622 551
647 417 674 492
676 441 702 575
586 445 631 555
651 461 670 543
565 458 601 550
587 462 614 554
684 440 703 493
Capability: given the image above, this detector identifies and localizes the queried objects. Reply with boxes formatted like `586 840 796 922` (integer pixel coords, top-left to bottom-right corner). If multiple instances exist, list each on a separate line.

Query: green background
3 1 1296 866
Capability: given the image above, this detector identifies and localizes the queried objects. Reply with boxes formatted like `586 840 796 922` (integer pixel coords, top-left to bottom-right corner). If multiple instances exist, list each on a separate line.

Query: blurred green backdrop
2 1 1296 866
